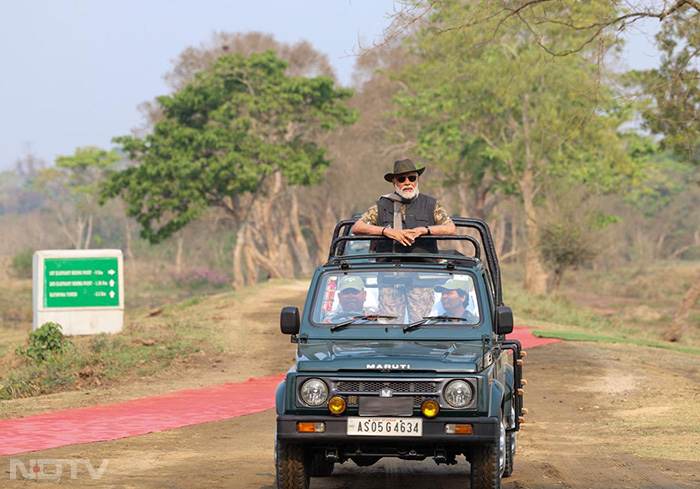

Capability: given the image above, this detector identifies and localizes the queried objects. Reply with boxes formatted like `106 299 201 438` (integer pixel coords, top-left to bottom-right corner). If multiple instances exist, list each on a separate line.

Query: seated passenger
351 158 456 254
325 276 376 322
434 279 480 323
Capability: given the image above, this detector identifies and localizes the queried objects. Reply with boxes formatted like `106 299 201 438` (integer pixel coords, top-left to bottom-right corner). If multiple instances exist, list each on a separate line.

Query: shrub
15 322 71 363
11 249 34 279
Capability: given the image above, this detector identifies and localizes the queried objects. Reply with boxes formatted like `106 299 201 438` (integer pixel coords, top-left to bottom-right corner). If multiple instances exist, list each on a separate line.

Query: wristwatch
426 226 431 235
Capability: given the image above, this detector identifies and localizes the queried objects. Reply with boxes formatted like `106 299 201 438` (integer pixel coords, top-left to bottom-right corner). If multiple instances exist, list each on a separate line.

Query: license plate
347 417 422 437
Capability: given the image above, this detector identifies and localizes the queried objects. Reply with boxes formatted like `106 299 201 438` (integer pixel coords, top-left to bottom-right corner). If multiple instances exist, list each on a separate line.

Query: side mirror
495 305 514 335
280 306 300 335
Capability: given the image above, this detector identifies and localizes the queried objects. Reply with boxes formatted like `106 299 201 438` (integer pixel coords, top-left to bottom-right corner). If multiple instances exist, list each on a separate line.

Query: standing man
351 158 456 253
351 159 456 322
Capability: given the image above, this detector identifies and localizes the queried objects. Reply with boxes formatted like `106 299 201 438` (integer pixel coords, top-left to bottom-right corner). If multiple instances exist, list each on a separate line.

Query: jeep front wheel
275 440 309 489
469 443 502 489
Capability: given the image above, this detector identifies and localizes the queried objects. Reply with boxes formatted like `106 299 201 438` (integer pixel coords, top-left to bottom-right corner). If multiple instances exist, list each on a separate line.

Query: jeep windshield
311 270 481 328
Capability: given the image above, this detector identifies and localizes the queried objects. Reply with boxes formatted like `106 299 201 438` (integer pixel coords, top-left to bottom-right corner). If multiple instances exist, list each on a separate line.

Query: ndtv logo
9 459 109 480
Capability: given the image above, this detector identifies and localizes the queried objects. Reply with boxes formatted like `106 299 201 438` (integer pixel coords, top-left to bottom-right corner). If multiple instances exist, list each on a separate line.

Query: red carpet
0 374 284 456
510 326 562 349
0 327 559 456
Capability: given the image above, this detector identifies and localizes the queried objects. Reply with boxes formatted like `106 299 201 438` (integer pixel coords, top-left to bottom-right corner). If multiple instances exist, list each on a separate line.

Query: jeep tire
503 431 516 478
275 440 309 489
309 452 334 477
470 443 502 489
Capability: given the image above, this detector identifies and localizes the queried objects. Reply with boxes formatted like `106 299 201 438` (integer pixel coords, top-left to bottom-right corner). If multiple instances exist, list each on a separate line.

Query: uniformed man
325 275 376 322
434 279 480 324
351 158 457 323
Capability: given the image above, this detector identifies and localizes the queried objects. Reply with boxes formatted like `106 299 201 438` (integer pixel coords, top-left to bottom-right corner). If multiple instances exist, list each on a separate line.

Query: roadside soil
0 280 308 419
1 282 699 488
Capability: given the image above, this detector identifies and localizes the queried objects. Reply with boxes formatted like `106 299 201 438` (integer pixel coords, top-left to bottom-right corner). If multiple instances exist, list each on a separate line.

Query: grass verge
531 329 700 355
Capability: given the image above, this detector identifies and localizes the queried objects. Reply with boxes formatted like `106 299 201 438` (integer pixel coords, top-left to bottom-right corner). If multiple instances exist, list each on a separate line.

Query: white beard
394 184 420 200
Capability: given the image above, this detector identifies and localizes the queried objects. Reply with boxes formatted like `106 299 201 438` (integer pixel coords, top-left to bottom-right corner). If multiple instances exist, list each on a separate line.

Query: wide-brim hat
384 158 426 182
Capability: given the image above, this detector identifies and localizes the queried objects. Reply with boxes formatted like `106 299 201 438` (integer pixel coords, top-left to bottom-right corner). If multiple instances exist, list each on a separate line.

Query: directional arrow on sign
108 269 116 275
110 290 115 299
109 279 115 287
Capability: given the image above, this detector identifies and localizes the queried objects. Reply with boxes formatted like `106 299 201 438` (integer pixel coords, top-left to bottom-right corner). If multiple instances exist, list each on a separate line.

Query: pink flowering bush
174 267 231 289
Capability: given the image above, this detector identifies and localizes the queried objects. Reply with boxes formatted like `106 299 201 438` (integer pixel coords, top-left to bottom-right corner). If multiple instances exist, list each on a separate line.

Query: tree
392 0 633 294
539 184 620 291
32 147 120 249
102 51 357 287
388 1 699 63
626 9 700 341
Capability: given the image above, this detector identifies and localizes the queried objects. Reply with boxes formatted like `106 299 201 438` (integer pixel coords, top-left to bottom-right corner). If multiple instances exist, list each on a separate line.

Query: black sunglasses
396 175 418 183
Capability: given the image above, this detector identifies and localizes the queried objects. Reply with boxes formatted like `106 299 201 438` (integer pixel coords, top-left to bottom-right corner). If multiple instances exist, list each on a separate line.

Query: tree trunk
248 242 285 279
243 238 258 286
550 268 564 293
123 215 134 260
664 272 700 342
232 224 247 290
83 213 94 249
457 184 469 217
520 95 548 295
520 155 548 294
288 188 314 274
73 216 86 250
175 235 184 275
493 212 506 257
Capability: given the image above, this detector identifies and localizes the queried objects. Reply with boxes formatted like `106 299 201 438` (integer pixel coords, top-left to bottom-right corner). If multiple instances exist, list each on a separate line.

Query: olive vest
375 193 438 253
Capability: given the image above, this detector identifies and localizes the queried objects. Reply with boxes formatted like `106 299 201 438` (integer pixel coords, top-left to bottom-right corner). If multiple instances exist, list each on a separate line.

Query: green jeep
275 217 525 489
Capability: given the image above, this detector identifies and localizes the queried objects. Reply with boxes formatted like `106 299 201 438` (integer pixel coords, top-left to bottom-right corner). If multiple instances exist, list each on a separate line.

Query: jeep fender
276 380 286 415
488 379 505 418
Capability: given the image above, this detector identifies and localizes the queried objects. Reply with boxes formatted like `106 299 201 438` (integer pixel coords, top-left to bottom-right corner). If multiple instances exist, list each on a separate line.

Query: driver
325 276 376 322
434 279 479 324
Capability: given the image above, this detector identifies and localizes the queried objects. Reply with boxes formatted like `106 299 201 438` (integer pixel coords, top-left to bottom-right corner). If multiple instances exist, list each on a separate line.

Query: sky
0 1 660 173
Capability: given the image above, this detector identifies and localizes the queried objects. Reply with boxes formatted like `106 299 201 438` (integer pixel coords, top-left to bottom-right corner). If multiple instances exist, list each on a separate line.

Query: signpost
33 250 124 335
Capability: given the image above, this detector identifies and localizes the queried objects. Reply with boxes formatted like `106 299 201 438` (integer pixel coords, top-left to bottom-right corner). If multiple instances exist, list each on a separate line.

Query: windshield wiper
403 315 468 333
330 314 398 332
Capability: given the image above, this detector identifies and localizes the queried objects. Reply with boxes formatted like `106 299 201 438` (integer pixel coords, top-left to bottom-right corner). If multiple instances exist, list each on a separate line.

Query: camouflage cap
338 275 365 292
434 279 471 294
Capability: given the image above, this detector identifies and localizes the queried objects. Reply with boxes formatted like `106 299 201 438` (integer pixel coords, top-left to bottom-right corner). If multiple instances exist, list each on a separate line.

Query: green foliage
30 146 122 249
539 220 598 287
102 50 357 243
392 0 635 197
11 248 34 278
33 147 121 211
626 6 700 165
621 133 696 217
15 322 71 363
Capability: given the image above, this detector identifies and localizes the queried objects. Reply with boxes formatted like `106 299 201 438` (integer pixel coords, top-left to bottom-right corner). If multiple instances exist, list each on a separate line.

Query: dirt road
1 283 698 488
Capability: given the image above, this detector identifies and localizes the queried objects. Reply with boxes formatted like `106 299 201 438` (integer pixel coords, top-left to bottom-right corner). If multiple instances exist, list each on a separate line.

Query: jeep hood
296 340 486 373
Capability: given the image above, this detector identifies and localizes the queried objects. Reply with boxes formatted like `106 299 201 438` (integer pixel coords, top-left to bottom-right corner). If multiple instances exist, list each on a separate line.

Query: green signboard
43 257 120 308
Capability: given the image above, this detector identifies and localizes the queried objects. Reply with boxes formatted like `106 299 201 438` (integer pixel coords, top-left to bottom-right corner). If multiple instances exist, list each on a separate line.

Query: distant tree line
2 3 700 339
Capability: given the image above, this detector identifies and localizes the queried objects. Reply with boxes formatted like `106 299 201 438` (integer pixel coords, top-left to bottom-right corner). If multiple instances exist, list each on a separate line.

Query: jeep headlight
300 379 329 406
444 380 473 408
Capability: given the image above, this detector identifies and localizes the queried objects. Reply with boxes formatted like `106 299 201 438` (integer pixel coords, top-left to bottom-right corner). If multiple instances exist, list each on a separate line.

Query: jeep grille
336 380 438 407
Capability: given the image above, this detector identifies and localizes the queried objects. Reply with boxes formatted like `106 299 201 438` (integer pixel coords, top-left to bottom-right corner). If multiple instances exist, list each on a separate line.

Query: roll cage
327 217 503 307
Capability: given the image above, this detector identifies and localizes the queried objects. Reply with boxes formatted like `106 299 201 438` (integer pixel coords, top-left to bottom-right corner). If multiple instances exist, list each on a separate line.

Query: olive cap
338 275 365 292
434 279 471 294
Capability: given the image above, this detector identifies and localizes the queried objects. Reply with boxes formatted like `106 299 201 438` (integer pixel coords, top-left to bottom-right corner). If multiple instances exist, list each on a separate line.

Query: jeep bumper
276 415 499 446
